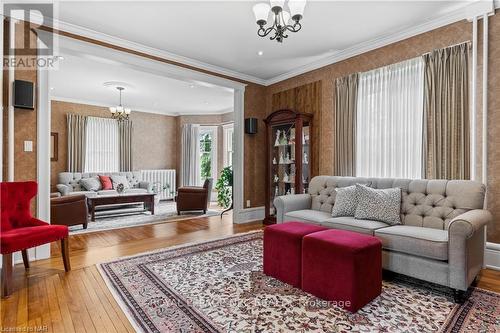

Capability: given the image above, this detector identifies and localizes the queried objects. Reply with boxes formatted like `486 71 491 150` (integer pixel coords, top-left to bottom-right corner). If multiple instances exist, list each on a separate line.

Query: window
84 117 119 172
356 57 424 179
223 123 234 167
199 126 217 181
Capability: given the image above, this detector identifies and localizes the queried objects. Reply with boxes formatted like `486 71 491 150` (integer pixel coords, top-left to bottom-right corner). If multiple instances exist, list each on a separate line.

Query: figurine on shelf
291 187 295 194
285 152 291 164
280 132 287 146
272 157 277 165
303 189 307 194
274 174 279 183
304 153 308 164
279 152 284 164
283 172 289 183
274 130 281 147
275 187 279 196
286 189 291 195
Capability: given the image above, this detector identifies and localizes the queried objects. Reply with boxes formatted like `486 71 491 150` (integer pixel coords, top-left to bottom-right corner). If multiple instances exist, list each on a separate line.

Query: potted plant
215 166 233 209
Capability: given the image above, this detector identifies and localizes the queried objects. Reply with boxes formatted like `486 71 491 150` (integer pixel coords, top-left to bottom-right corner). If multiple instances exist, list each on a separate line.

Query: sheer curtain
84 117 120 172
356 57 424 179
180 124 200 186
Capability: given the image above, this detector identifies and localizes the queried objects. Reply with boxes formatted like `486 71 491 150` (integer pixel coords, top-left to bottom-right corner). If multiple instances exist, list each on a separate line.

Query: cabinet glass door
269 123 296 216
301 122 310 194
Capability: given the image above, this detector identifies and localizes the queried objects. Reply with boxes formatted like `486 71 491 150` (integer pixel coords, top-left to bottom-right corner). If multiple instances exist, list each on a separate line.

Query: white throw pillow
354 184 401 225
111 175 131 189
331 185 358 217
79 176 102 191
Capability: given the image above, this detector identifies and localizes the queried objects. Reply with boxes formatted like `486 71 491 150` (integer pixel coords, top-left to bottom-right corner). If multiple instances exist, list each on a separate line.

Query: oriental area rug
98 231 500 332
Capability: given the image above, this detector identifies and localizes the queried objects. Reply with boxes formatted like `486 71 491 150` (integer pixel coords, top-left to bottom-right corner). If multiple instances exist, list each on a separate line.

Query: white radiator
140 169 176 200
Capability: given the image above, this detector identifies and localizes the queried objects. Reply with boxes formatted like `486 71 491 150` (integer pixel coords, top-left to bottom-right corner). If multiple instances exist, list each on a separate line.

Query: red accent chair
302 229 382 313
1 182 70 298
263 222 327 288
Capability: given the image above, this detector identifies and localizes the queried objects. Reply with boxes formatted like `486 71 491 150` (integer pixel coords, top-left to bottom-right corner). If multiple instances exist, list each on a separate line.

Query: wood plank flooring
1 214 499 332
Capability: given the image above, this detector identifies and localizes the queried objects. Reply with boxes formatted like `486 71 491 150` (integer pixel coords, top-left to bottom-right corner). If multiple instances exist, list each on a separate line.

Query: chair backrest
58 172 142 192
0 181 37 231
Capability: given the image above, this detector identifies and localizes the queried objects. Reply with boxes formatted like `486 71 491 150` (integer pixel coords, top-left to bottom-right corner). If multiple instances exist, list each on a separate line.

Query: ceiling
50 0 475 83
50 45 235 115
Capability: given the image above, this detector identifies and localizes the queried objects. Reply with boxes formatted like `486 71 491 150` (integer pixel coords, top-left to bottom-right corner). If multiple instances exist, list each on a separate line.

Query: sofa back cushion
59 172 142 192
309 176 485 230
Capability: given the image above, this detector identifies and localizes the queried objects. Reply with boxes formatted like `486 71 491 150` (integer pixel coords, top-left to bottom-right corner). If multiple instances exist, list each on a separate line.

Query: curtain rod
421 40 471 56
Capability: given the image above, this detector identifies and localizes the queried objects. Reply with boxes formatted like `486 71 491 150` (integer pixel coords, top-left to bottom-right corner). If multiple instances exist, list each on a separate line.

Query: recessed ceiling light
204 101 209 105
50 87 55 91
189 84 195 88
257 51 264 56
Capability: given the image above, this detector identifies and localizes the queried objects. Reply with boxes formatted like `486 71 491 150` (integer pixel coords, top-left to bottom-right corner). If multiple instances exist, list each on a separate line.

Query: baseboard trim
234 206 265 224
485 242 500 271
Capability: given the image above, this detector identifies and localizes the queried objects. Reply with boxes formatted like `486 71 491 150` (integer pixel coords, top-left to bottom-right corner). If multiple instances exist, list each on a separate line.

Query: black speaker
245 118 258 134
14 80 35 110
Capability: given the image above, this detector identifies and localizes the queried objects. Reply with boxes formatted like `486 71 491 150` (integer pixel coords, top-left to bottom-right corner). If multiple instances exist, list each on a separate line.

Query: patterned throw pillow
331 185 358 217
111 175 131 189
79 177 102 191
354 184 402 225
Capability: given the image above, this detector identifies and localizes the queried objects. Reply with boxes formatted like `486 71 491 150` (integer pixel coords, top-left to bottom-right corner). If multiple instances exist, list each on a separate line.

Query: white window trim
199 125 218 182
222 123 234 167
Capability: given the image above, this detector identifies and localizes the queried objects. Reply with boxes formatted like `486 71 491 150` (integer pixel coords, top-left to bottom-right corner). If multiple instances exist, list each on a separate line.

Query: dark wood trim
50 132 58 161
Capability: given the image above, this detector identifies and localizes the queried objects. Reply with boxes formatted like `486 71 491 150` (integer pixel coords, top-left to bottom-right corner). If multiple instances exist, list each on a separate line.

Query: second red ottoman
302 229 382 313
263 222 327 288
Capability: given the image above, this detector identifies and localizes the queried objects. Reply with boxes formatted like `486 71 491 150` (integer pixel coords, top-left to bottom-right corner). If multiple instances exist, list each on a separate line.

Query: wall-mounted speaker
245 118 258 134
14 80 35 110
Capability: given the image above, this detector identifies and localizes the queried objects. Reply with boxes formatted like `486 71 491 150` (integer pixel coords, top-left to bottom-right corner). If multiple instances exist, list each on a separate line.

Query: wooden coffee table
87 193 155 221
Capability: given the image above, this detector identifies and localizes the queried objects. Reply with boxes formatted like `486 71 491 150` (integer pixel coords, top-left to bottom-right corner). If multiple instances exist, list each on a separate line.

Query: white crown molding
265 1 496 86
51 96 233 117
15 1 498 87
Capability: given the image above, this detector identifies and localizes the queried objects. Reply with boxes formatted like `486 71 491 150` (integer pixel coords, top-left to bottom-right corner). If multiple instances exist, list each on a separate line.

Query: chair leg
61 237 71 272
1 253 13 298
21 249 30 270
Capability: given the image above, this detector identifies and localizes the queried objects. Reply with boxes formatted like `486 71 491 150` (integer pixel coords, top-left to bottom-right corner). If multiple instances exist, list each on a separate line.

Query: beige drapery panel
67 114 88 172
334 73 359 176
118 120 133 171
423 43 470 179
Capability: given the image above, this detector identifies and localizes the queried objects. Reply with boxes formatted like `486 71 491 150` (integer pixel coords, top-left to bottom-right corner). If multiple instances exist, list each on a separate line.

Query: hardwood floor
1 214 499 332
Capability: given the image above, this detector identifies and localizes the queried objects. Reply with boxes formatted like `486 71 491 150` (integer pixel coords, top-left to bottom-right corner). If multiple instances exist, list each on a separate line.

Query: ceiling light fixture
252 0 306 43
109 87 131 121
257 50 264 56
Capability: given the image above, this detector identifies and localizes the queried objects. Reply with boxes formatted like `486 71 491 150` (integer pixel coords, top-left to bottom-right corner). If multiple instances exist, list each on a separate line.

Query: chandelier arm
286 22 302 33
258 26 276 37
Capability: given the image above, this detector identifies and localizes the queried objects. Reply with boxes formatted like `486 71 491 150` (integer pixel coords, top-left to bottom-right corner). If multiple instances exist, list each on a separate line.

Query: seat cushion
1 225 68 254
321 217 390 235
123 188 148 194
374 226 448 261
284 209 332 224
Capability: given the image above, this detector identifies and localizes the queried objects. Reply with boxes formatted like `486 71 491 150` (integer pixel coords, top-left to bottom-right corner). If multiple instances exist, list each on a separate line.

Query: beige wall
264 15 500 242
50 100 178 191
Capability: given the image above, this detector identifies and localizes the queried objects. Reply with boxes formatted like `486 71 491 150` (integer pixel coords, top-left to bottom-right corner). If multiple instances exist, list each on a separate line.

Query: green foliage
200 133 212 180
215 166 233 208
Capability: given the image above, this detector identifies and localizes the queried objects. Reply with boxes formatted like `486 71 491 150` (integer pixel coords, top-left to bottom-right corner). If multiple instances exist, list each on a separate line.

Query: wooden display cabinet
264 109 312 225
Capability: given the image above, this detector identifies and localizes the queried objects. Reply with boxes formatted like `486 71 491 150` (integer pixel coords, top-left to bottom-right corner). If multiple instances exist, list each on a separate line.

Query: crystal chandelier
252 0 306 43
109 87 131 121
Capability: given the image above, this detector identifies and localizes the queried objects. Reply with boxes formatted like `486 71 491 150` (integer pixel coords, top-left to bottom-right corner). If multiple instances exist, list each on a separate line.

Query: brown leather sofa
176 178 213 215
51 194 89 229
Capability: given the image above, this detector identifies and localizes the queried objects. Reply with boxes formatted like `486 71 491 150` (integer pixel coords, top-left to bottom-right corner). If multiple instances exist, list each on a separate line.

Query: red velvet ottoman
263 222 327 288
302 229 382 313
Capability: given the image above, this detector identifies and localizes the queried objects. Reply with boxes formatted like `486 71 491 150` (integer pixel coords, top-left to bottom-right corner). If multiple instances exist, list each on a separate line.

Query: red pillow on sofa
99 175 113 190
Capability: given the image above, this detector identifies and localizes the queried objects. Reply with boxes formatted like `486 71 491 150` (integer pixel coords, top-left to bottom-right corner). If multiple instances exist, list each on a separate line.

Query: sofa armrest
448 209 492 291
56 184 71 196
448 209 492 239
138 181 152 192
273 194 312 224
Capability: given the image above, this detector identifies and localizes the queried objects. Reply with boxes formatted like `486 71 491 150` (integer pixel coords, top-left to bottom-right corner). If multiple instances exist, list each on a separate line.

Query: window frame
198 125 218 182
222 123 234 167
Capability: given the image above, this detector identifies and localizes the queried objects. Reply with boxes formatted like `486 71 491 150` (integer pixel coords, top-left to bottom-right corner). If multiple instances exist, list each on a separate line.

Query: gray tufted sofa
56 172 152 197
274 176 492 294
